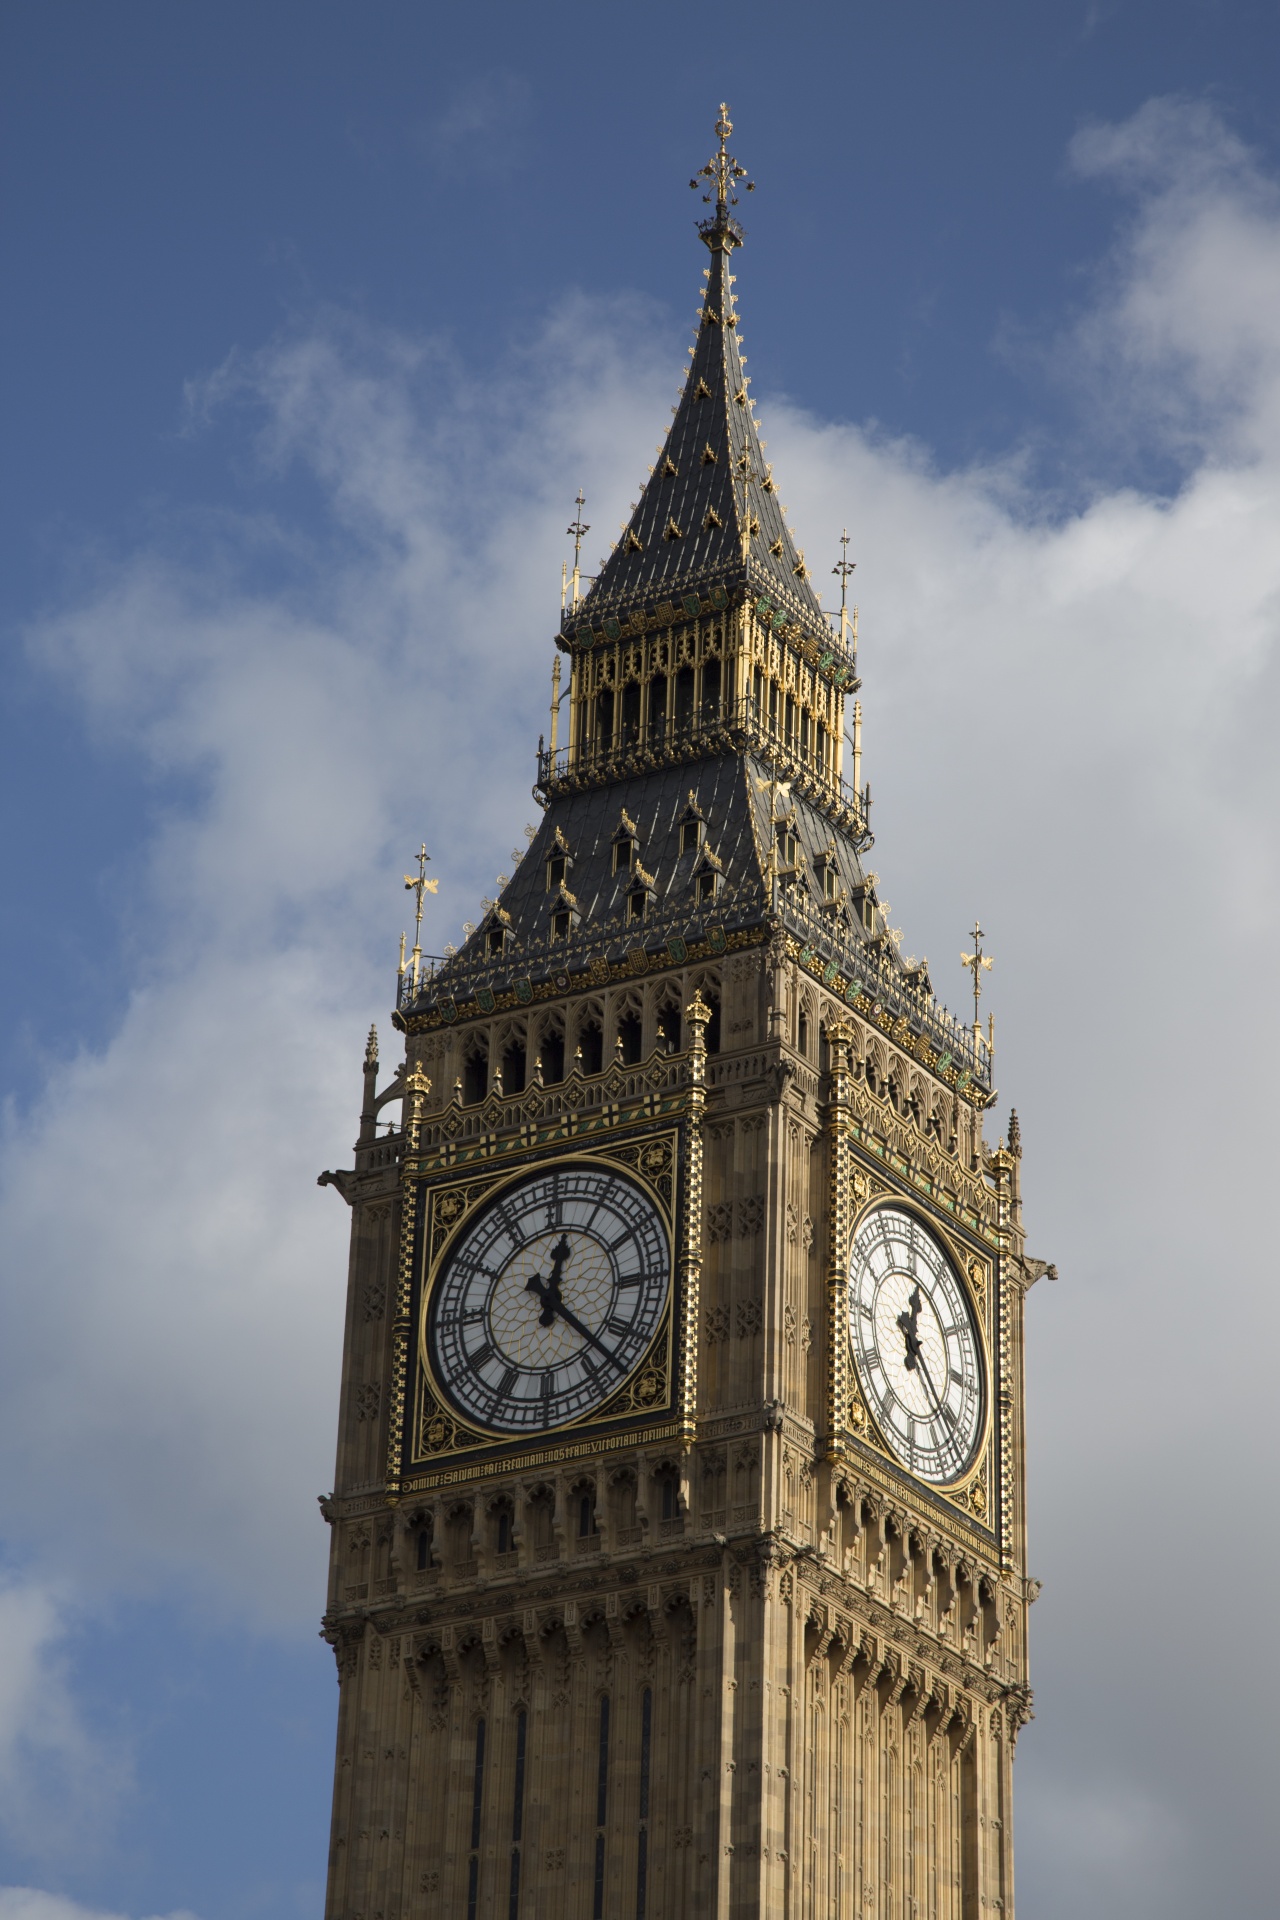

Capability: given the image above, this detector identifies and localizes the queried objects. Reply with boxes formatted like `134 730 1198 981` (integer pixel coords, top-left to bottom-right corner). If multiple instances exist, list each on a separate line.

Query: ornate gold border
409 1135 681 1469
842 1184 997 1516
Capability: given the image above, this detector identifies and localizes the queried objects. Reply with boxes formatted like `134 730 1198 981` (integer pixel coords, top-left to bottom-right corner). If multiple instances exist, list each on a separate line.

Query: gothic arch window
463 1036 488 1106
571 1479 598 1538
576 1004 604 1076
647 672 668 745
536 1016 565 1086
616 1006 643 1066
525 1485 555 1552
620 679 641 745
490 1497 515 1557
497 1024 527 1097
700 657 721 719
653 1462 680 1524
653 988 681 1055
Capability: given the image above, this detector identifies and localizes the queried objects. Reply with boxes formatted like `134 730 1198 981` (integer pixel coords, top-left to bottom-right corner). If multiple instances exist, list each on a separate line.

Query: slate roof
573 225 828 644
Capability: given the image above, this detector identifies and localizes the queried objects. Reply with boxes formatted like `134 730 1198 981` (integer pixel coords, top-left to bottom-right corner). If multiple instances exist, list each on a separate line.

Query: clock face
427 1162 670 1434
848 1206 985 1484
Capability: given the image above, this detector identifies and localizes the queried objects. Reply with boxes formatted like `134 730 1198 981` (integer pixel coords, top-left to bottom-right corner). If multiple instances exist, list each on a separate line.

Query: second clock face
848 1206 985 1484
428 1161 670 1434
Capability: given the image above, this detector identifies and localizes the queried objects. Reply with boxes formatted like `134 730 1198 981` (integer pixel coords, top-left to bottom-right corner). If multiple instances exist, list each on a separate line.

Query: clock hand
913 1343 945 1412
896 1285 924 1369
525 1234 573 1327
524 1236 625 1372
548 1298 627 1373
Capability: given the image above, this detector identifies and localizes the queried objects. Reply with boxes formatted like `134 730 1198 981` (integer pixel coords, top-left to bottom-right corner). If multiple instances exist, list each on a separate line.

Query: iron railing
535 693 870 839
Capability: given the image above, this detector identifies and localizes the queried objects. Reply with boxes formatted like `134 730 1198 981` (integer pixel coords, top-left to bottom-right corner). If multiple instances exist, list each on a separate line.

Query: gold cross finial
960 920 994 1034
403 844 439 989
690 104 754 249
566 490 590 610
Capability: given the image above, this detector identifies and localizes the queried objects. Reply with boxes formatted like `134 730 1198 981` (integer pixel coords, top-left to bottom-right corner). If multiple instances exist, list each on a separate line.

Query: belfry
319 108 1044 1920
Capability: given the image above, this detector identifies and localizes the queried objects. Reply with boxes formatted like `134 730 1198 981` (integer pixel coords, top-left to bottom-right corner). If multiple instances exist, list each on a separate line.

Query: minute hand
913 1343 945 1411
553 1298 626 1373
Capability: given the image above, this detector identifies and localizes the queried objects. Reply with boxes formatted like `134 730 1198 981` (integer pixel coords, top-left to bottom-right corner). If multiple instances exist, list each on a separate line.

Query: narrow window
578 1490 596 1537
552 910 571 940
647 673 667 744
768 681 779 729
579 1023 604 1075
785 692 796 744
636 1687 652 1920
697 871 716 902
660 1472 677 1522
614 839 632 873
592 1695 611 1920
628 889 647 922
618 1012 643 1065
824 865 837 901
798 1010 810 1058
705 997 721 1053
546 854 565 890
800 709 810 756
416 1526 431 1572
680 819 701 854
487 926 506 956
595 686 615 748
497 1509 511 1554
700 657 721 718
620 681 641 743
463 1048 488 1105
509 1708 527 1920
675 665 695 730
467 1718 486 1920
541 1032 565 1084
501 1040 526 1096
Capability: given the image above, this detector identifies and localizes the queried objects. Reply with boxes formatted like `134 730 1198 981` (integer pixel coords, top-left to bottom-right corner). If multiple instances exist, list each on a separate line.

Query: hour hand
526 1235 573 1327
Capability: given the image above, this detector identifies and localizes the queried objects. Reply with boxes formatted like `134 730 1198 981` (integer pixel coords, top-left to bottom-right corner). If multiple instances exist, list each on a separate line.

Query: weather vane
833 528 857 660
961 920 994 1053
402 844 438 991
563 489 590 613
690 104 754 244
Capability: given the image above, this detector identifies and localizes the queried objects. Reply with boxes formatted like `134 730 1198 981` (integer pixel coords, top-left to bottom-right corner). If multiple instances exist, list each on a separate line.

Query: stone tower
319 108 1045 1920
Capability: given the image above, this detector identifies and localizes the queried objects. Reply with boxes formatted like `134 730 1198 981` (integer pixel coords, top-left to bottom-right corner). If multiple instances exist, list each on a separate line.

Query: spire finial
690 104 754 250
566 490 590 611
403 844 439 990
960 921 994 1047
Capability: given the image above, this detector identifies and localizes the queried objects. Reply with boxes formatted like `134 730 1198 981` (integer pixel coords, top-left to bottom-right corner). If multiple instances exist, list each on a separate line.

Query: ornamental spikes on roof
575 107 827 642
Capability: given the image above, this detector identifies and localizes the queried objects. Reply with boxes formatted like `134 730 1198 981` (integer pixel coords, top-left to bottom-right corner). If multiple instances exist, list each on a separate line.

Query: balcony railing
535 694 870 843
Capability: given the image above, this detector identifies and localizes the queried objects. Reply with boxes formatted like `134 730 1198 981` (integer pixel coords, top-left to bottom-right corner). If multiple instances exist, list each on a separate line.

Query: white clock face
848 1207 985 1484
427 1162 670 1434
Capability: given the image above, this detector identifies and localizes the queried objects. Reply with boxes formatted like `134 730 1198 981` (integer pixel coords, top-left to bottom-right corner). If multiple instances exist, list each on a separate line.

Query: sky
2 4 1280 1916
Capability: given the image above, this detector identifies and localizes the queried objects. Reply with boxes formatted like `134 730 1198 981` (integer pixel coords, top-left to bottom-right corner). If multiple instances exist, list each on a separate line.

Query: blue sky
3 6 1280 1919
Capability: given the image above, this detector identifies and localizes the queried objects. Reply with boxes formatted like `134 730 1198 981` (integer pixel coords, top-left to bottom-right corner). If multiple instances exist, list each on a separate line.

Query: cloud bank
2 97 1278 1916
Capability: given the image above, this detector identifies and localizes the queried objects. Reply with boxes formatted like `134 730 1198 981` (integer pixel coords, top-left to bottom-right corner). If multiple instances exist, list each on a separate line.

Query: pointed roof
573 110 827 644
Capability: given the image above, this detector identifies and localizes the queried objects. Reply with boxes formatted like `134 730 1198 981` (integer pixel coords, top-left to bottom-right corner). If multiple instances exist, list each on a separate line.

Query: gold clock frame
843 1186 997 1517
401 1133 685 1482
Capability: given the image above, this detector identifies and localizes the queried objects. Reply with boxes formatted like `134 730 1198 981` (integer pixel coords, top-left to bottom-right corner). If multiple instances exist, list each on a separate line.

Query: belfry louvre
318 107 1044 1920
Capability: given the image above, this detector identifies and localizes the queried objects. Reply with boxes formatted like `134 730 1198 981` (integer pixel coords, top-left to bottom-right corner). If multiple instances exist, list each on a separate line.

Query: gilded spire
574 108 826 643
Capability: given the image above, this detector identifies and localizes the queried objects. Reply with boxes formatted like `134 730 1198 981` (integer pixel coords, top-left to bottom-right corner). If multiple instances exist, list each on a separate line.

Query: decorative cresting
678 991 711 1441
385 1060 431 1502
824 1019 855 1454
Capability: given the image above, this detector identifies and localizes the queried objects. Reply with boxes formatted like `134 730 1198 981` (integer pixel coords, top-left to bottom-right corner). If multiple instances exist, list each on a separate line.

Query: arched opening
415 1515 433 1571
576 1485 598 1537
798 1008 810 1058
700 657 721 719
540 1029 565 1085
655 998 681 1054
463 1040 488 1105
617 1011 643 1065
620 681 641 745
674 665 695 731
594 686 614 751
501 1035 526 1095
647 674 667 745
578 1018 604 1076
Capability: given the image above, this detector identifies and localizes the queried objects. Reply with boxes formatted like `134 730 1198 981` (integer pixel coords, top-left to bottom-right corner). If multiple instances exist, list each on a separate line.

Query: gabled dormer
626 860 659 924
544 825 574 892
816 841 846 911
612 808 641 876
691 842 723 904
678 790 706 856
482 905 515 957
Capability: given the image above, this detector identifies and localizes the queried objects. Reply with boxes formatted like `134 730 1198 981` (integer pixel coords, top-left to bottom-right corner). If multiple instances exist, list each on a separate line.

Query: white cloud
0 1583 126 1864
0 1893 196 1920
2 94 1279 1911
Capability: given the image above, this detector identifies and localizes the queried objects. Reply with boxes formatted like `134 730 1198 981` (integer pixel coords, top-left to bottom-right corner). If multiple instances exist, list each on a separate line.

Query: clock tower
319 109 1046 1920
